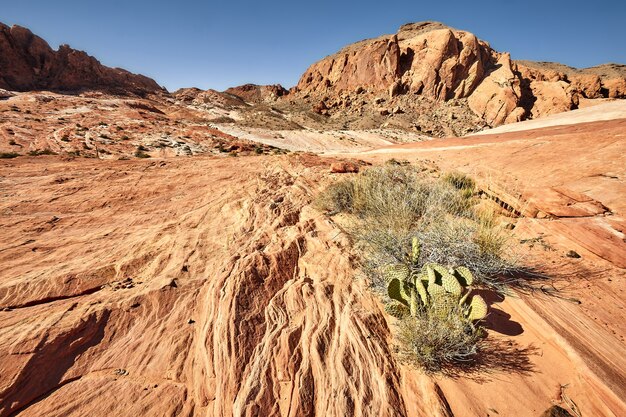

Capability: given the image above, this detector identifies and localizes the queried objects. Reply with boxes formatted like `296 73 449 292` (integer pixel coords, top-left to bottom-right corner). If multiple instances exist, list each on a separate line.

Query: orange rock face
295 21 626 127
0 23 163 95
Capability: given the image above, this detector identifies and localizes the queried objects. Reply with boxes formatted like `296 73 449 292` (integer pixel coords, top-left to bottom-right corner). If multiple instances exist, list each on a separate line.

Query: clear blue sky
2 0 625 92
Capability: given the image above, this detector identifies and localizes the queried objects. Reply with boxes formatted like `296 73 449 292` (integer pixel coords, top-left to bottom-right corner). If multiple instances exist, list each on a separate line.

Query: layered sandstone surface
2 111 626 415
1 20 626 417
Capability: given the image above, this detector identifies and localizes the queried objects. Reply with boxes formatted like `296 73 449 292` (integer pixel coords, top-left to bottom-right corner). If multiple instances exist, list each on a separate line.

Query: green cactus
383 254 488 324
430 293 458 319
454 266 474 286
467 294 488 321
440 269 463 296
384 263 410 283
414 274 429 307
387 277 409 306
411 237 420 264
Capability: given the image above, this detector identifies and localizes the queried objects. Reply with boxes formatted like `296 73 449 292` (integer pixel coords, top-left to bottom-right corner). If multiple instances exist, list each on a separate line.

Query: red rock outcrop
294 21 626 127
0 23 164 96
467 53 526 126
224 84 289 103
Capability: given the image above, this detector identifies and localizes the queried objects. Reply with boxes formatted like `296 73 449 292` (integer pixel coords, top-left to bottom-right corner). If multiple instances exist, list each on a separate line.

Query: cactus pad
383 263 410 283
387 278 408 306
440 270 463 296
467 295 488 321
385 303 410 319
411 237 420 264
455 266 474 286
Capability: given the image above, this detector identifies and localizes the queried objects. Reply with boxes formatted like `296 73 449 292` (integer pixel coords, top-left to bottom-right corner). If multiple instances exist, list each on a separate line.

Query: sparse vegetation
315 163 527 372
0 152 20 159
27 149 57 156
134 147 150 158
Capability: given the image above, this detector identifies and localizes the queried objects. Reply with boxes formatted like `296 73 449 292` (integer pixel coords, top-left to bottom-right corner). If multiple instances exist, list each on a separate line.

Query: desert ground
1 101 625 416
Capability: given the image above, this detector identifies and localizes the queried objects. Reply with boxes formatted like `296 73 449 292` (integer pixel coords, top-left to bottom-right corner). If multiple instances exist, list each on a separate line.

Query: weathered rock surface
0 23 164 95
294 21 626 127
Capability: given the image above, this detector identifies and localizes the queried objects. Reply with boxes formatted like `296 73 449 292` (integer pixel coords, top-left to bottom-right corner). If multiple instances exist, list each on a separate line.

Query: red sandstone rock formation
0 23 164 96
224 84 289 103
294 21 626 127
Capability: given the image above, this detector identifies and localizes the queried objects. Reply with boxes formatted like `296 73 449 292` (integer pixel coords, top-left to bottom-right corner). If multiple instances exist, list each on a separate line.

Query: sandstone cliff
0 23 164 96
294 21 626 127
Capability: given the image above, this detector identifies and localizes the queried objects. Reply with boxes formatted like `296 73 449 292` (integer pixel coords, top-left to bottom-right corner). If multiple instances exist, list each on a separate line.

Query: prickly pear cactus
440 269 463 296
454 266 474 286
381 238 487 322
387 276 409 306
383 263 410 283
383 252 489 323
411 237 420 264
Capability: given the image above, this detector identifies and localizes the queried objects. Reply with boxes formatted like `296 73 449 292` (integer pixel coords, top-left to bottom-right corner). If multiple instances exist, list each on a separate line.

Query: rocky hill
294 21 626 128
224 83 289 103
0 23 164 96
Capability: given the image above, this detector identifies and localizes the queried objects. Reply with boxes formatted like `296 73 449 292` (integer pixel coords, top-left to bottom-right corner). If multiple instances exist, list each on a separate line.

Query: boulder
0 88 14 99
330 161 360 173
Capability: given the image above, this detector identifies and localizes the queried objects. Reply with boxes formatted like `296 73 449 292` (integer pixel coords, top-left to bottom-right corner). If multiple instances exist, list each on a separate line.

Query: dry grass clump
317 164 521 293
397 309 484 372
316 164 472 230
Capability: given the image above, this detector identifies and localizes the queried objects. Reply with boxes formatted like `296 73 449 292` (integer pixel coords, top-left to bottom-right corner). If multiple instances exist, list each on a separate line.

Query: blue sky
2 0 625 91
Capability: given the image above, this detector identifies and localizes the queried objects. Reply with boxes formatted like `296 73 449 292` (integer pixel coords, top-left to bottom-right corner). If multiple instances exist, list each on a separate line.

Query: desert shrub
442 171 475 191
314 179 355 214
316 163 529 372
317 164 521 292
317 165 470 231
0 152 20 159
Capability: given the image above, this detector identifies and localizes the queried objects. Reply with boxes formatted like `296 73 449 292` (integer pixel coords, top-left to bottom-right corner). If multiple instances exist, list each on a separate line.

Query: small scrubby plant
315 163 530 373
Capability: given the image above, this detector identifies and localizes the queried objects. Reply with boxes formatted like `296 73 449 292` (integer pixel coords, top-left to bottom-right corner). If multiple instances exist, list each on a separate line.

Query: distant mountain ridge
0 23 164 95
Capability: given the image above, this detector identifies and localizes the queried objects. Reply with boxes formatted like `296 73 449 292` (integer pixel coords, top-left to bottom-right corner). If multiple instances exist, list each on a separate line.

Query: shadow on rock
440 339 539 382
484 307 524 336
